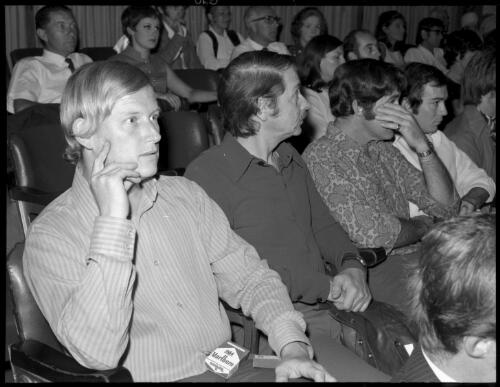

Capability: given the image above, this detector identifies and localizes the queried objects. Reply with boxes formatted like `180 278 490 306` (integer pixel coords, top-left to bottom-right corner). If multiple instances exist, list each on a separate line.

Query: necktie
65 57 75 73
262 47 269 51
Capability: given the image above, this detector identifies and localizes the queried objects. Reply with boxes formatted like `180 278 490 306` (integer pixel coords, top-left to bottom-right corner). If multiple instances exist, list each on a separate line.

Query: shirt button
153 260 159 265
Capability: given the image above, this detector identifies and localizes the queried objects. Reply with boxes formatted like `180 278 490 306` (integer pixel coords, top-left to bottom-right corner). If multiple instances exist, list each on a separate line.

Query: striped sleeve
24 216 137 370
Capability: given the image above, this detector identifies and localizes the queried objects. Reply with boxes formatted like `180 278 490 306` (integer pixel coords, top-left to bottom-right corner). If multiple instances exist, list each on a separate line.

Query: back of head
60 61 152 163
408 214 496 357
343 29 371 60
290 7 328 45
121 6 160 39
375 10 406 49
35 5 72 30
403 62 448 113
218 51 295 138
443 29 483 68
462 48 496 106
329 59 406 118
298 34 343 91
416 17 445 45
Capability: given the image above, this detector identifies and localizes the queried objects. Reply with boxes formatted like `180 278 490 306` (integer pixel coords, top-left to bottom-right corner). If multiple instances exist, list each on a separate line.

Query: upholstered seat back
7 243 63 351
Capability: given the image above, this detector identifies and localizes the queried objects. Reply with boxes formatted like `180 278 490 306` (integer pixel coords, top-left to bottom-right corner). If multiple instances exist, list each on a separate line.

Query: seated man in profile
343 29 381 61
7 5 92 114
392 214 496 383
23 60 334 383
393 62 495 215
185 51 389 382
231 6 290 60
303 59 460 314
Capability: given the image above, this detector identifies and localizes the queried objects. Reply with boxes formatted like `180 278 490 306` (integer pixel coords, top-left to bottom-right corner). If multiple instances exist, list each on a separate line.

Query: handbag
326 300 417 376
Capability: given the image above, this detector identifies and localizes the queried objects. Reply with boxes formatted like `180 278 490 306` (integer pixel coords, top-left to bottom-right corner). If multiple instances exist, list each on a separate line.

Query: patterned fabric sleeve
304 148 401 251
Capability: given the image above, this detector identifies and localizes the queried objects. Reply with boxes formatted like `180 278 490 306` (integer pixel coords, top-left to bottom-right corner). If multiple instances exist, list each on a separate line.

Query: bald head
461 12 479 30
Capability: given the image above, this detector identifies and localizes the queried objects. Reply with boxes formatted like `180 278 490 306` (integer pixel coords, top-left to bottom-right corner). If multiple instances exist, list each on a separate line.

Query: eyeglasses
249 15 281 25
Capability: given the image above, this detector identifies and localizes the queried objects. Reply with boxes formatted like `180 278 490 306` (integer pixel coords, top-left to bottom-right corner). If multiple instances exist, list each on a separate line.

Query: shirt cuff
267 311 311 357
89 216 136 263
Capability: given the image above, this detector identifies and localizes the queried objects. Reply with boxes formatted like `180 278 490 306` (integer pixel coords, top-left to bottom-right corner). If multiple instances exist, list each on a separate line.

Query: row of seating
9 47 116 68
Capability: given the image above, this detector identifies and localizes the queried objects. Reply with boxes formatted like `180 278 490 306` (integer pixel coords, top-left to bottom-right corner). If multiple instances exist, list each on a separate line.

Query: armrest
358 247 387 268
9 339 133 382
9 186 62 206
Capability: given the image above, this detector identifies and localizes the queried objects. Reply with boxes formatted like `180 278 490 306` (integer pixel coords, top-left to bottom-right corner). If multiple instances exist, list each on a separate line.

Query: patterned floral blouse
303 123 460 256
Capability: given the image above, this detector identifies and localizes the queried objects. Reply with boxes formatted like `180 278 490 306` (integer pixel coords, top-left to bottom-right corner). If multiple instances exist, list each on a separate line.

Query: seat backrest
7 242 63 351
8 104 75 194
158 111 210 173
174 69 220 92
10 48 43 67
79 47 116 61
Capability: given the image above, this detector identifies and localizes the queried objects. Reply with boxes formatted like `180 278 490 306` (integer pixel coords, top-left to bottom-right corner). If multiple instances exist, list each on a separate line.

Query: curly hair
290 7 328 47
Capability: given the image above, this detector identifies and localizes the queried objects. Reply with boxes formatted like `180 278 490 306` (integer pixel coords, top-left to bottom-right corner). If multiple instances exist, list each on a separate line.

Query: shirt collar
42 49 67 64
247 38 267 50
421 347 457 382
220 133 299 182
209 25 226 37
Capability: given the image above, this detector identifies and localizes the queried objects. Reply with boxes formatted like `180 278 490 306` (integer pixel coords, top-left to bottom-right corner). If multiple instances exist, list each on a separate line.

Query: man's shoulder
185 145 233 181
391 347 440 383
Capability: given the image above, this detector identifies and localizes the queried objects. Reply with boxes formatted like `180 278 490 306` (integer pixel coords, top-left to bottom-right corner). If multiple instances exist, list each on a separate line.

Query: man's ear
347 52 358 61
256 96 271 121
352 100 363 116
463 336 495 359
72 117 96 150
402 98 412 111
421 29 429 42
36 28 48 45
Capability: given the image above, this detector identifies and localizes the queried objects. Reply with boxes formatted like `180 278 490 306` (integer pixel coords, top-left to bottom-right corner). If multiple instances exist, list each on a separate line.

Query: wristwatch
416 140 434 158
341 253 367 268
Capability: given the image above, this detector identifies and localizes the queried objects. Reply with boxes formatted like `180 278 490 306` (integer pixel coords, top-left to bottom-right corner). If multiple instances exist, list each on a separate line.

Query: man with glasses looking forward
404 17 448 74
231 6 290 60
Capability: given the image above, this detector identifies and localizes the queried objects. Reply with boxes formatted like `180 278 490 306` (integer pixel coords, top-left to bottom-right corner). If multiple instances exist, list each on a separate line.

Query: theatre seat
10 48 43 67
7 242 133 382
79 46 116 61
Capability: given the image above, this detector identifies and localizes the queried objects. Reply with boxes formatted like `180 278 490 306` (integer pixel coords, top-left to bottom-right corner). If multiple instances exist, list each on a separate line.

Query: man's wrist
416 139 434 158
280 341 313 360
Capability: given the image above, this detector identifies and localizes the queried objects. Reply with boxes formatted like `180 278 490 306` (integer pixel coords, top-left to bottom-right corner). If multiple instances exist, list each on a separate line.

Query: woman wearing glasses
404 17 448 74
230 6 290 60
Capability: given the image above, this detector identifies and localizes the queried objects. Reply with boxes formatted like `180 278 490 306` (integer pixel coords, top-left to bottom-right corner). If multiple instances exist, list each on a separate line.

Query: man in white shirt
197 6 243 71
392 213 495 383
231 6 290 61
393 62 495 216
7 5 92 114
404 17 447 74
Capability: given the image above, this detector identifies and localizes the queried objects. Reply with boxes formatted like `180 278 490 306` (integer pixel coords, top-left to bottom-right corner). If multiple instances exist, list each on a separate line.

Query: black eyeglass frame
249 15 281 25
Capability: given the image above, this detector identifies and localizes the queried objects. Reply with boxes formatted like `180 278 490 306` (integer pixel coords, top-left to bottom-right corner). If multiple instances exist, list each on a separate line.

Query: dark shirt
185 133 363 304
110 46 169 94
391 346 440 382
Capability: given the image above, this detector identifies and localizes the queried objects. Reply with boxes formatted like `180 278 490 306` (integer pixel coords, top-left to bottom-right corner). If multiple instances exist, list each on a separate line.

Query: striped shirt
23 165 310 382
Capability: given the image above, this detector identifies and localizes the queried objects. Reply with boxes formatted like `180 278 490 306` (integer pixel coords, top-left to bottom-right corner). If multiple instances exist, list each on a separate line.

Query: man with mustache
393 63 495 216
185 51 390 382
7 5 92 113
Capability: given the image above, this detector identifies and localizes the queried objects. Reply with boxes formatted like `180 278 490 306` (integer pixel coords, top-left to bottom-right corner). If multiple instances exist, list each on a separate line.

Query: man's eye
126 117 137 124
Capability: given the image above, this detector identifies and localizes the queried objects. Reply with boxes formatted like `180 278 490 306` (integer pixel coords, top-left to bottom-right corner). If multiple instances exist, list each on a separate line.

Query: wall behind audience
5 5 491 71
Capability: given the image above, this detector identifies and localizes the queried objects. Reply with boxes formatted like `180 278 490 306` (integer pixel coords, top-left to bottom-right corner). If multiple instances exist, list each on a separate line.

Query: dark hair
462 48 496 106
443 29 483 68
218 51 295 138
121 6 160 39
343 29 372 61
298 34 343 92
416 17 445 45
403 63 448 113
329 59 406 118
375 10 406 51
408 214 496 356
35 5 73 30
290 7 328 47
